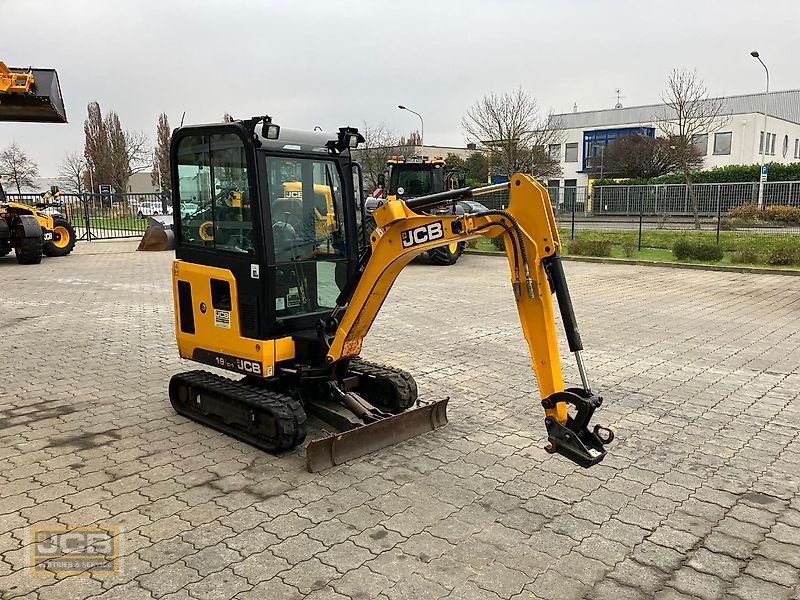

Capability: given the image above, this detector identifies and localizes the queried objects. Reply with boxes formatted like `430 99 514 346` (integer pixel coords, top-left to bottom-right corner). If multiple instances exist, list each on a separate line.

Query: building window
581 126 655 172
547 179 561 203
782 135 789 158
795 138 800 159
760 132 777 156
713 132 732 155
692 134 708 155
564 142 579 163
548 144 561 162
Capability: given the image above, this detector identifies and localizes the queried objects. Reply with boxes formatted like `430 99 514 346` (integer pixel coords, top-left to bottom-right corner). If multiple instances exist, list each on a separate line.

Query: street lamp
397 105 424 151
751 50 769 210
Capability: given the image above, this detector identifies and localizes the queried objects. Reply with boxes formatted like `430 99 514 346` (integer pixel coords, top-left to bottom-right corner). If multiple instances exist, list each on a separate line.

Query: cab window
266 156 347 317
175 133 254 254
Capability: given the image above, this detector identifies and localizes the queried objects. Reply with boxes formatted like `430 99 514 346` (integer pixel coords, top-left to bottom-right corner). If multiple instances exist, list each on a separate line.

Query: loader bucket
305 397 449 472
137 215 175 251
0 67 67 123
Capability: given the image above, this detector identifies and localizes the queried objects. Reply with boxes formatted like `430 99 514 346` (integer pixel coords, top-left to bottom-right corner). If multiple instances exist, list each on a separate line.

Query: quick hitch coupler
541 253 614 468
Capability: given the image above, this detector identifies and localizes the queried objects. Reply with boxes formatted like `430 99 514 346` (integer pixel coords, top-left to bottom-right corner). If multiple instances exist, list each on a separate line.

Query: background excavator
167 117 614 472
0 61 75 264
367 155 470 265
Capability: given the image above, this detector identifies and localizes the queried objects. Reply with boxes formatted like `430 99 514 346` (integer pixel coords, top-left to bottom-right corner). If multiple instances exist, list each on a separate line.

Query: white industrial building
547 90 800 190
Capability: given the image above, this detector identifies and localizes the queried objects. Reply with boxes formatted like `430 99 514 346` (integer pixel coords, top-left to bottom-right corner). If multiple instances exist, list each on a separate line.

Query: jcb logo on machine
211 354 262 375
400 221 444 248
214 309 231 329
235 358 262 375
43 232 53 241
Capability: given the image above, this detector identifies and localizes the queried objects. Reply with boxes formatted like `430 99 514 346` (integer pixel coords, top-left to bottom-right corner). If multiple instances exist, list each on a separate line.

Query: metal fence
476 180 800 258
7 182 800 260
588 181 800 217
6 192 170 240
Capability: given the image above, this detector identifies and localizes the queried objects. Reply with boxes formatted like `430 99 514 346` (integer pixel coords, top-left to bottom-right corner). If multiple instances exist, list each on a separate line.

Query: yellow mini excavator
168 117 614 472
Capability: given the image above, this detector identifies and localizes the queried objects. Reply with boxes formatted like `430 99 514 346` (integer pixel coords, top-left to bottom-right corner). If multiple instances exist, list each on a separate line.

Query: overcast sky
3 0 799 174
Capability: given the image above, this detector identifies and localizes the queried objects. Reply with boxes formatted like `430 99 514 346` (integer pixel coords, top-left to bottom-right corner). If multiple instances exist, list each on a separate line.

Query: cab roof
255 127 339 154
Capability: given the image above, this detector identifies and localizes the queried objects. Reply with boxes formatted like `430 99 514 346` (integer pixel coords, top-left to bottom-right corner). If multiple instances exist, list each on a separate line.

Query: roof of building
556 89 800 129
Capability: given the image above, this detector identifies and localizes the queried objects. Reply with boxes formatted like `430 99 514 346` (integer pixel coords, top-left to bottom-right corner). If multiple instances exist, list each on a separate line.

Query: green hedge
673 239 724 261
562 228 800 254
766 242 800 266
595 162 800 186
567 239 613 257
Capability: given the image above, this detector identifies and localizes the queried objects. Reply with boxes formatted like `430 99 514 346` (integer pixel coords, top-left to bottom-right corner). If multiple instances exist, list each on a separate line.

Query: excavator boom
323 175 614 467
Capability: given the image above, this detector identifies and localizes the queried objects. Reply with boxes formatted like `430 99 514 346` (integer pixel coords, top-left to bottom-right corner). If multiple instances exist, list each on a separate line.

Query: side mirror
377 174 385 187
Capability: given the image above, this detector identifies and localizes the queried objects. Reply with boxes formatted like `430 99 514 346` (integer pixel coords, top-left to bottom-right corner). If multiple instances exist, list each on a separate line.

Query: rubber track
348 359 418 413
169 370 307 452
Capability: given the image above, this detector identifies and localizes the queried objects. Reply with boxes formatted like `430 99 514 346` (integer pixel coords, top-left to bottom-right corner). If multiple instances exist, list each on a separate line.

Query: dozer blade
305 398 449 472
0 67 67 123
137 216 175 251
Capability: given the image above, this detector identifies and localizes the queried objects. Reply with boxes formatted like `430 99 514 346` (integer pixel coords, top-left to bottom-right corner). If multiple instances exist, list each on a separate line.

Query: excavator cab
0 62 67 123
169 117 613 471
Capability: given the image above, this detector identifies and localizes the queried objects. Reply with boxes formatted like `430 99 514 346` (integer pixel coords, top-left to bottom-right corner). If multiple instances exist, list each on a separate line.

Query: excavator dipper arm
325 173 614 467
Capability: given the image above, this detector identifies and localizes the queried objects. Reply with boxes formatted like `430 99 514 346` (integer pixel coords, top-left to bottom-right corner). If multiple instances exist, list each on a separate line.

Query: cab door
172 125 266 340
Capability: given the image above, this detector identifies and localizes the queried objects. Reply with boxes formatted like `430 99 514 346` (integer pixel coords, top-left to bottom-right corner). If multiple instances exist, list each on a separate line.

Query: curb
464 250 800 276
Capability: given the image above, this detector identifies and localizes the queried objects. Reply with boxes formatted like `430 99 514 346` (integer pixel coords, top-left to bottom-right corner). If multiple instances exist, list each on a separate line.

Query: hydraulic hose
468 219 521 287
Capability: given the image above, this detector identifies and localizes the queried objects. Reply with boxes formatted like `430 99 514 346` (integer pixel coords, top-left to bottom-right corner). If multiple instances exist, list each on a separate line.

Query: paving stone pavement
1 240 800 600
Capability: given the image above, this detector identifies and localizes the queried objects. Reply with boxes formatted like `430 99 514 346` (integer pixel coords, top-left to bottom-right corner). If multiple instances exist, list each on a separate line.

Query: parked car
136 201 172 218
457 200 490 214
180 202 200 217
364 197 489 216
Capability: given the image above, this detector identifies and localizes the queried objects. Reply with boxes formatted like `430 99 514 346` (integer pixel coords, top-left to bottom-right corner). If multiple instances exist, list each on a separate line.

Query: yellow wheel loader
0 200 76 263
370 155 467 265
168 117 614 472
0 61 73 263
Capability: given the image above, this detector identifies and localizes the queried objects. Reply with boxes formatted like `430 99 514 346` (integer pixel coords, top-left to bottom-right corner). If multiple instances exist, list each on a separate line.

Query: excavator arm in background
0 62 67 123
319 174 614 468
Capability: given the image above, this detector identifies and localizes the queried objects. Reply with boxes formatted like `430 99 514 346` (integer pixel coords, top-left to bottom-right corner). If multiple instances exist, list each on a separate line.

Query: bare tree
58 152 87 194
395 130 422 159
106 111 151 193
84 102 151 194
0 143 39 193
107 112 128 193
151 113 172 192
598 134 703 180
353 123 399 190
84 101 112 192
462 87 564 179
658 69 727 228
